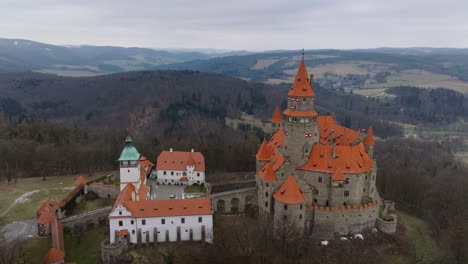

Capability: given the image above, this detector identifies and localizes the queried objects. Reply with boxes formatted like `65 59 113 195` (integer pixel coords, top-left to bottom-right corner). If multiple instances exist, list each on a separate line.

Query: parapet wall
376 214 397 234
309 200 380 240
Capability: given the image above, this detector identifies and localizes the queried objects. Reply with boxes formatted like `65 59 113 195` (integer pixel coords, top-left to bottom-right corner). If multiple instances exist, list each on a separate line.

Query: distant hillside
0 38 242 75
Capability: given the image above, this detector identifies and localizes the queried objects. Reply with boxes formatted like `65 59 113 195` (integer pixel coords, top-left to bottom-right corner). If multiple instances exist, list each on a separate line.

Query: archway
231 198 240 213
216 200 226 213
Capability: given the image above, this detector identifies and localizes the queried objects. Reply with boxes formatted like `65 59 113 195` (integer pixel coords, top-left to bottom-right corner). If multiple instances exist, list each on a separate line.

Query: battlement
308 200 379 212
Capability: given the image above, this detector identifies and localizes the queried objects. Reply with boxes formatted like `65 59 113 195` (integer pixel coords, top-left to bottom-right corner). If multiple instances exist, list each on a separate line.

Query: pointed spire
125 135 133 146
288 54 315 97
259 162 276 182
364 127 375 146
271 106 282 124
273 175 307 204
256 140 272 161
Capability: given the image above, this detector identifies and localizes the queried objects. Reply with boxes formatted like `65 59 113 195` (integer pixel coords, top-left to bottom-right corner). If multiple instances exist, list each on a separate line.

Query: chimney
170 148 173 152
191 149 194 152
330 129 335 145
332 144 337 159
310 74 314 85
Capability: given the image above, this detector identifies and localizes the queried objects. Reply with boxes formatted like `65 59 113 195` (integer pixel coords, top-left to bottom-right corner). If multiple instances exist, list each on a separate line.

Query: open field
18 237 52 263
354 88 388 97
365 69 468 93
250 58 282 70
225 112 271 133
64 226 108 263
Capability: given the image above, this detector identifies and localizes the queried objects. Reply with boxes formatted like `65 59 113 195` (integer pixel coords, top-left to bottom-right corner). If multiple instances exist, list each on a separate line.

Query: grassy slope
64 226 108 263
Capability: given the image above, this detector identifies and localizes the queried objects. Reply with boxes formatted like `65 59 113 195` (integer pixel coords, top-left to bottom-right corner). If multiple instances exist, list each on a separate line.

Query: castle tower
273 175 306 237
271 106 282 130
256 140 272 171
283 56 319 166
364 127 375 159
257 162 276 217
118 136 141 190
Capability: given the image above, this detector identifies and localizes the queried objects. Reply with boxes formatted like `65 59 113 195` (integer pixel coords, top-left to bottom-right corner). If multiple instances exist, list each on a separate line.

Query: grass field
64 226 108 263
184 185 207 193
18 237 52 263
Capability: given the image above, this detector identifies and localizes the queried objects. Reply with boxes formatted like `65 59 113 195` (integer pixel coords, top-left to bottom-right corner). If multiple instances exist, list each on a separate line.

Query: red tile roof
43 248 65 264
271 148 285 171
37 199 59 216
74 175 87 186
271 106 282 124
256 140 273 161
298 143 373 174
156 151 205 171
317 116 361 146
273 176 307 204
331 169 346 181
117 229 129 236
288 58 315 97
258 162 276 182
59 184 84 207
37 211 55 224
114 198 213 218
364 127 375 146
283 109 318 117
180 176 189 181
268 129 284 148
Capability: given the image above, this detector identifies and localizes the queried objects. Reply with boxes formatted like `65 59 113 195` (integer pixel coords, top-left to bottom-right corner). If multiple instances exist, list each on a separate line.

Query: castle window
171 172 174 176
198 217 202 223
299 214 302 219
119 211 122 216
161 219 165 225
131 220 134 224
128 170 130 173
313 199 317 203
363 188 366 193
284 205 288 210
281 173 284 176
265 192 269 197
132 230 135 234
283 215 287 220
266 182 269 187
303 98 306 102
344 190 350 197
119 221 123 227
300 204 303 209
163 171 166 175
142 220 146 225
197 173 200 176
181 218 185 224
318 176 323 183
265 202 268 208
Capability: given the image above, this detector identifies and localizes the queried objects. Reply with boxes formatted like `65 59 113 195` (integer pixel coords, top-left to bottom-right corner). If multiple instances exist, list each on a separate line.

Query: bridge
210 187 256 213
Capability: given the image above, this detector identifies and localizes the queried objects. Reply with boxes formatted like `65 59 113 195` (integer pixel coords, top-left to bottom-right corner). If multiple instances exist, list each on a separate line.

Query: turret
271 106 282 130
118 136 141 190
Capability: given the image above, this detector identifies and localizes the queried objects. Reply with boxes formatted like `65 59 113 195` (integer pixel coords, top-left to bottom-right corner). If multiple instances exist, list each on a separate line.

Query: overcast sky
1 0 467 50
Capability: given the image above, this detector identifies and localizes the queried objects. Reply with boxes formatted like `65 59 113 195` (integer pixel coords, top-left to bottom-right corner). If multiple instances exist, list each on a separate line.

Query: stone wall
101 239 127 264
376 215 397 234
309 200 380 240
211 187 256 213
61 207 111 229
88 183 120 199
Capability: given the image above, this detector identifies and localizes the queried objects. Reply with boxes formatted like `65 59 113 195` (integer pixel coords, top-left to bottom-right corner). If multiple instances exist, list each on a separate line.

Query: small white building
155 149 205 186
108 137 214 246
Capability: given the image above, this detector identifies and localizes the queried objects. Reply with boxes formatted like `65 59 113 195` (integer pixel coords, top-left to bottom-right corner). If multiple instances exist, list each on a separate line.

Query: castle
255 57 381 239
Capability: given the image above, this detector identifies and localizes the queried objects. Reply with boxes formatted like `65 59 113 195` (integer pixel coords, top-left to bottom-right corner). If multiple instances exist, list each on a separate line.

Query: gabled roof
288 57 315 97
43 248 65 264
274 176 307 204
114 198 213 218
156 150 205 171
118 136 141 161
331 169 346 181
271 106 282 124
256 140 273 161
258 162 276 182
364 127 375 146
298 143 373 174
317 115 361 146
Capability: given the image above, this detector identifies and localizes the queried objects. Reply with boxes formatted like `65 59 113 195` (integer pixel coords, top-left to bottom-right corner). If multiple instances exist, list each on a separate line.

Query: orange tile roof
331 169 346 181
271 148 285 171
288 58 315 97
364 127 375 146
59 184 84 207
256 140 273 161
268 128 284 148
51 217 64 252
140 156 154 168
271 106 282 124
138 183 150 201
273 176 307 204
115 198 213 218
43 248 65 264
37 211 56 224
117 229 129 236
298 143 373 174
283 109 318 117
317 115 361 146
37 199 59 216
258 162 276 182
156 151 205 171
180 176 189 181
74 175 87 186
